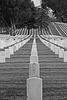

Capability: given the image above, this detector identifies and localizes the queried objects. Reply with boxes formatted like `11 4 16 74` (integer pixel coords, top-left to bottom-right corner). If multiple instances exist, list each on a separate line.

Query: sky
31 0 41 7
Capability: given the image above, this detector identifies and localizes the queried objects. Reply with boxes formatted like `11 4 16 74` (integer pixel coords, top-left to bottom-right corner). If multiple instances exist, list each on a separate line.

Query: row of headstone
38 33 67 62
27 31 42 100
49 38 67 62
0 28 25 48
56 22 67 35
0 32 32 63
0 28 32 49
15 28 24 35
30 36 39 77
15 28 31 36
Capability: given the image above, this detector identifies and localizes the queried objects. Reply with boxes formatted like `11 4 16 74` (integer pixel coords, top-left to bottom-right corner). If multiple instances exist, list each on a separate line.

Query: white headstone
0 50 5 63
59 48 64 58
27 77 42 100
9 46 14 55
31 51 38 56
64 50 67 62
29 63 40 77
30 56 38 64
5 48 10 58
55 46 59 54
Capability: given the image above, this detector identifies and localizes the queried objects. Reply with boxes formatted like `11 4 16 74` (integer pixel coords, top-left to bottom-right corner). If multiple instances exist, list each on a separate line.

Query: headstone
18 43 20 49
52 44 56 52
55 46 59 54
31 47 37 52
0 49 5 63
16 44 19 51
9 46 14 54
29 63 40 77
59 48 64 58
5 48 10 58
27 77 42 100
13 45 16 52
64 50 67 62
31 51 38 56
51 44 53 51
48 42 51 49
30 56 38 64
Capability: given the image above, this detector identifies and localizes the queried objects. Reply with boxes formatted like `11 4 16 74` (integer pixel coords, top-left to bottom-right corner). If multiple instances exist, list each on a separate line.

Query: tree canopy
42 0 67 22
0 0 32 27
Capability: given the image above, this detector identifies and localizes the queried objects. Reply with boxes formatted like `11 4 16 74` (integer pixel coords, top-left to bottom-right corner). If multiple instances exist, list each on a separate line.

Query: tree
0 0 50 36
33 7 50 35
42 0 67 22
0 0 32 35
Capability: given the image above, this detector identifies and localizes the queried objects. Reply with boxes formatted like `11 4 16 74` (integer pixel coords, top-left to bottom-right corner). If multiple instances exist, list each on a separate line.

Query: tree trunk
13 24 16 36
40 24 42 35
11 21 16 36
28 28 29 35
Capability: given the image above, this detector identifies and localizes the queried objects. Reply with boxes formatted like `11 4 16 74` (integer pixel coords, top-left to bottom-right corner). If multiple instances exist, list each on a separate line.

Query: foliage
42 0 67 22
36 8 50 29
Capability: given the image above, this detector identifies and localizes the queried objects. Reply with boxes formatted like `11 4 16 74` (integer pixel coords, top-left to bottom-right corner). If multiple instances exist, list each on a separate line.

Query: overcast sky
31 0 41 7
